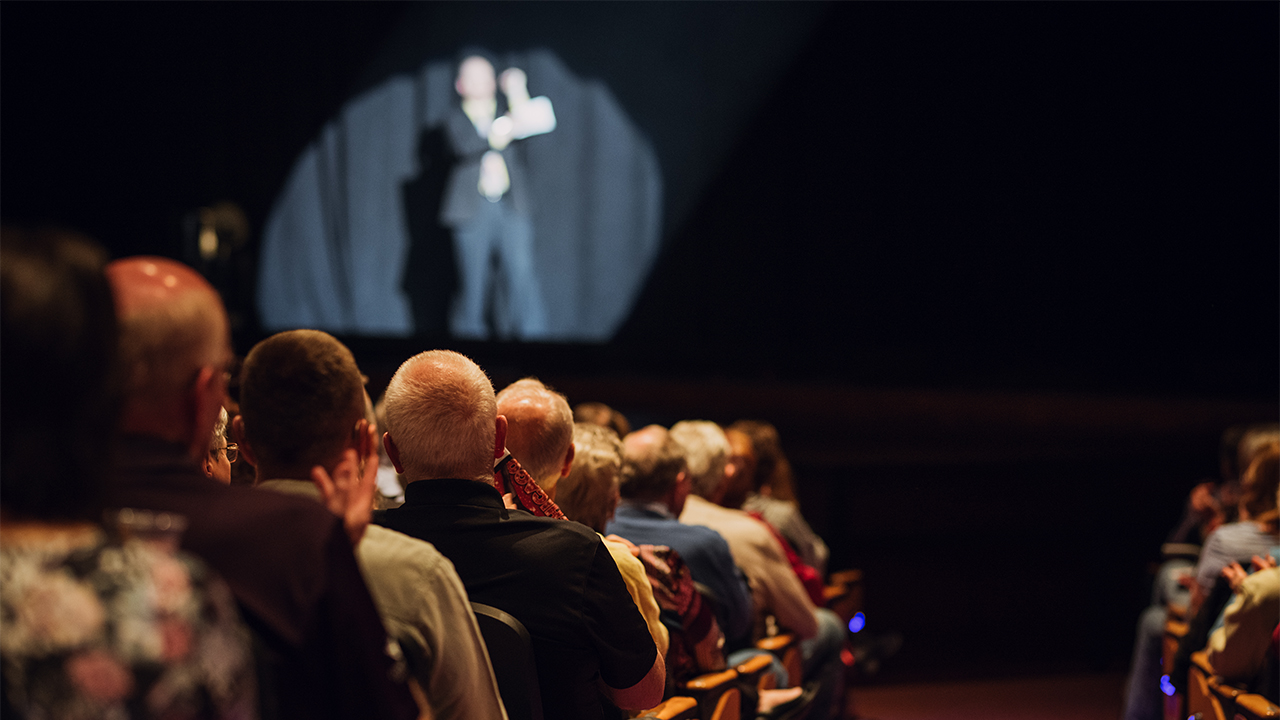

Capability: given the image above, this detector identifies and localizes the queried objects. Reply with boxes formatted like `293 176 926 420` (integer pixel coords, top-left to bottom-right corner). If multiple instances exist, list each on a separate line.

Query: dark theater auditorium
2 3 1276 720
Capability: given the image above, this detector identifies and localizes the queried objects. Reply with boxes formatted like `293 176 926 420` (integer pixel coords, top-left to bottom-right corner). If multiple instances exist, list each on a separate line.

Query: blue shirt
606 501 753 645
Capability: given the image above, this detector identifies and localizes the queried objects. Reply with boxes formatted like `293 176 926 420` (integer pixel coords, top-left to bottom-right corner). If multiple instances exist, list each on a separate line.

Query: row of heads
0 228 796 528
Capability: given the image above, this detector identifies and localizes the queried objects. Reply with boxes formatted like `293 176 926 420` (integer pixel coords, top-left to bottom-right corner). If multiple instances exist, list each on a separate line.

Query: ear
559 442 575 479
494 415 509 459
231 416 259 469
200 451 215 479
383 432 405 475
187 366 225 461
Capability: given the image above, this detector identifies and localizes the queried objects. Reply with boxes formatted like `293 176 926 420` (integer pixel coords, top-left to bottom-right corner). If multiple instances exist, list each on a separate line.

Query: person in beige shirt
235 329 506 720
671 420 848 719
1207 563 1279 687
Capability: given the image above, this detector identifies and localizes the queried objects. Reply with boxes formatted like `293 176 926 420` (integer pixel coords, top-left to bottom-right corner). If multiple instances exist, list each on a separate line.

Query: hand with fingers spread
312 419 379 545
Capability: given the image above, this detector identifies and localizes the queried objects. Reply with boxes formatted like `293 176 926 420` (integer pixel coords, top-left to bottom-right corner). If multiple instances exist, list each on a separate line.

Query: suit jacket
106 435 417 720
439 106 530 226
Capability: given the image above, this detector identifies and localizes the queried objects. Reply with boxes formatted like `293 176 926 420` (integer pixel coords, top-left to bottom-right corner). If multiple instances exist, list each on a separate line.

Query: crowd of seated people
1122 425 1280 720
0 232 852 720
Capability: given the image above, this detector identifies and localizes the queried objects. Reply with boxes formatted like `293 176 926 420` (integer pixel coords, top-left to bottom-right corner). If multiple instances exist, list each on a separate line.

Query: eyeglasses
213 443 238 463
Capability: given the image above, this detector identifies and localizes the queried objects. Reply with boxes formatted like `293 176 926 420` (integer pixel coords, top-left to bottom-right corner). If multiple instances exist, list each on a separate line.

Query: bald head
384 350 498 483
107 257 231 457
496 378 574 492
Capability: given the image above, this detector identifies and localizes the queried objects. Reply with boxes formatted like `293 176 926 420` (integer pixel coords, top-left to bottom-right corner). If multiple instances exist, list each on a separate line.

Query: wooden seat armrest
1234 693 1280 719
828 569 862 587
682 669 738 692
1166 603 1188 622
1163 619 1189 639
756 634 795 652
1190 649 1214 676
1207 674 1243 700
734 654 773 676
637 696 699 720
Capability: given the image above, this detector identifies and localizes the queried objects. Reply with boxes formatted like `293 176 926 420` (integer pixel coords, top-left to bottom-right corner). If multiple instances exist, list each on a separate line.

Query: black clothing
375 478 657 720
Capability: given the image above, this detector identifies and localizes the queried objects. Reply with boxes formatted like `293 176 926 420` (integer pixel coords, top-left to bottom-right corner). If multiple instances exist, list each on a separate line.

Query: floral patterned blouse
0 530 257 719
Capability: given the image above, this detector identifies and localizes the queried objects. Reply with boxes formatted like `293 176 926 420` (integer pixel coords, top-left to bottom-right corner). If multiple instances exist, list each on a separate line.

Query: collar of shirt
617 498 675 520
403 477 509 517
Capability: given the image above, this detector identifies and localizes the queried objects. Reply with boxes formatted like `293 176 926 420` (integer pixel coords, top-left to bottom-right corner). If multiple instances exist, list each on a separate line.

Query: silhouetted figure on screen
439 54 555 340
401 125 458 337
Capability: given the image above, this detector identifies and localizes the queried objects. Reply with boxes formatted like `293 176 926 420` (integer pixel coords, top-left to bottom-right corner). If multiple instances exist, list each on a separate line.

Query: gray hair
384 350 496 482
209 406 228 450
496 377 573 486
670 420 731 498
558 423 623 533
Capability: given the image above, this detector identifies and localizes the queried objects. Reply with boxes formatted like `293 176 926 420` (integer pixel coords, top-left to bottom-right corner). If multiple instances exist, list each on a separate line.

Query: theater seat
1233 693 1280 720
756 632 803 690
471 602 543 720
682 668 741 720
638 696 700 720
1187 650 1226 720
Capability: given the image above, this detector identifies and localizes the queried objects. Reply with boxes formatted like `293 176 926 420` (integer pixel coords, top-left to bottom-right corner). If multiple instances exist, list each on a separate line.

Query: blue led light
1160 675 1175 697
848 612 866 633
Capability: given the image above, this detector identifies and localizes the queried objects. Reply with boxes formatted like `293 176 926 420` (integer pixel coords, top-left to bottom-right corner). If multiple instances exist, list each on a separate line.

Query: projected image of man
440 53 555 340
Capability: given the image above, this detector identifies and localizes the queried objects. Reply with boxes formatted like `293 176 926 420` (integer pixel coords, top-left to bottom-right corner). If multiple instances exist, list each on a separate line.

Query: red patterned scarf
493 454 565 520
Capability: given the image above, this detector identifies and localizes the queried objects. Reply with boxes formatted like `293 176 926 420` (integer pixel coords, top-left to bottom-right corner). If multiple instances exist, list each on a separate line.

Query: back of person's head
496 377 573 487
238 330 366 477
728 419 797 503
1238 424 1280 478
1 227 121 520
1240 443 1280 521
107 257 229 414
620 425 686 502
384 350 496 482
573 401 632 439
558 423 623 533
669 420 731 499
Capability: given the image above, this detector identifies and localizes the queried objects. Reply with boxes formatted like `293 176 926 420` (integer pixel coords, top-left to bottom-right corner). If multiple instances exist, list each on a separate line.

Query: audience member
236 330 507 720
606 425 754 647
558 422 624 532
731 420 830 577
554 421 669 660
103 256 416 720
374 350 664 720
0 229 256 718
201 406 235 485
1123 442 1280 720
672 420 847 718
574 401 632 438
1207 562 1279 696
496 377 576 499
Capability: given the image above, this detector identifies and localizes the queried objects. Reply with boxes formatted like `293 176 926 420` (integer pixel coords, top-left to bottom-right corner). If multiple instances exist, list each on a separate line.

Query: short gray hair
384 350 496 482
496 377 573 486
558 423 623 533
670 420 731 498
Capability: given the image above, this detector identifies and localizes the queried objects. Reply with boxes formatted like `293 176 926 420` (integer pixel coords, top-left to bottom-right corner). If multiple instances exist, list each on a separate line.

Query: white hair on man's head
669 420 731 499
384 350 496 482
496 377 573 486
210 406 228 449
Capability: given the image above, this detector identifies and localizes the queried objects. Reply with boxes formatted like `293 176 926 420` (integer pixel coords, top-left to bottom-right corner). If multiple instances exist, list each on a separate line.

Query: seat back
471 602 543 720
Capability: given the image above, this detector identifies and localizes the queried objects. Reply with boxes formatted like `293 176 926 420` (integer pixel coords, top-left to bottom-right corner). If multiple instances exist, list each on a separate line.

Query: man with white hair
374 351 664 720
672 420 847 719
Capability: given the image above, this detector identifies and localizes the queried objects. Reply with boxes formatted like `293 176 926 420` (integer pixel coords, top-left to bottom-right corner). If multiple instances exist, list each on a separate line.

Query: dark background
4 2 1277 683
